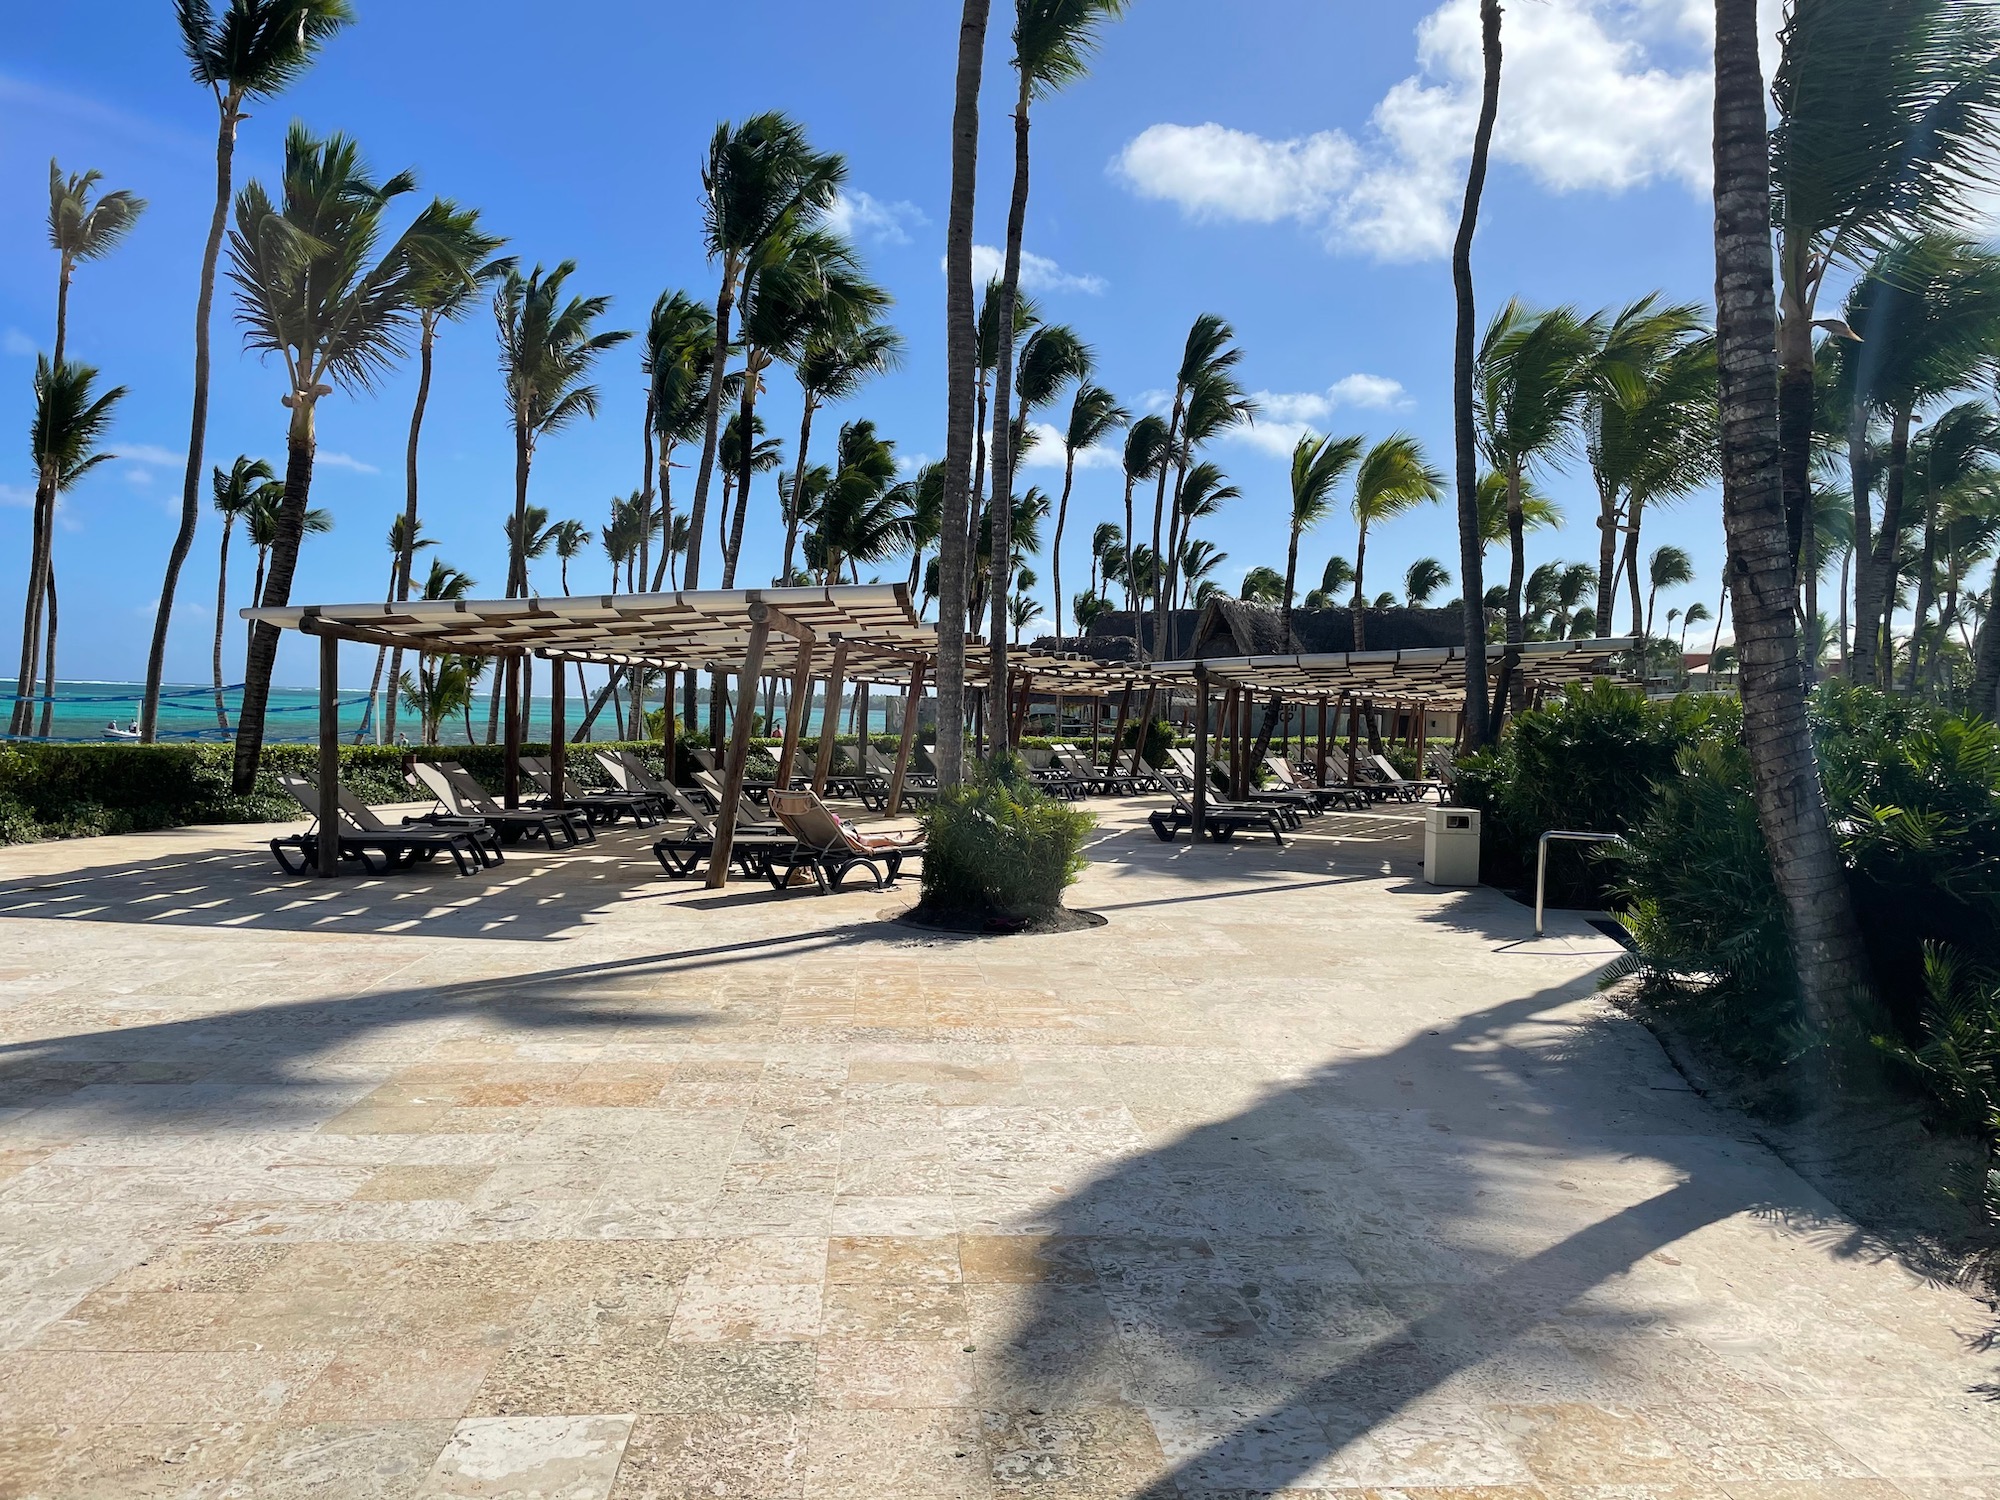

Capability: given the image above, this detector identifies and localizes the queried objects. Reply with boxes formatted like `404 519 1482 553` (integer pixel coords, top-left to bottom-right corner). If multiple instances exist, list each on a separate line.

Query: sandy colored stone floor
0 799 1994 1499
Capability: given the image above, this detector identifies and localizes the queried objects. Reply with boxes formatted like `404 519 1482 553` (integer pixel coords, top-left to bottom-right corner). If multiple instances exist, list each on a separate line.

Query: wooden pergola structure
1153 638 1638 837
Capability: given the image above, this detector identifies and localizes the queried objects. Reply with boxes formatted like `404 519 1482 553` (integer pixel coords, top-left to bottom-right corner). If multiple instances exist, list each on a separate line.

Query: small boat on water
103 720 142 741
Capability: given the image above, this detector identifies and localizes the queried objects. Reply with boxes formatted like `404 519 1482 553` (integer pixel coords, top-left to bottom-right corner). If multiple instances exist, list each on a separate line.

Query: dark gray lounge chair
410 762 593 846
270 773 502 876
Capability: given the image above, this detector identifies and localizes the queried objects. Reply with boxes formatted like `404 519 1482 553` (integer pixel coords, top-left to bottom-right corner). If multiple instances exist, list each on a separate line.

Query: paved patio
0 801 1993 1498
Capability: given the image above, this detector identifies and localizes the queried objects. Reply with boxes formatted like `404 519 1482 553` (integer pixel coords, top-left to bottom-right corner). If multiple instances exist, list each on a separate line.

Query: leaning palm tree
550 518 591 595
1088 521 1122 601
46 161 146 370
357 514 434 743
783 318 902 579
1120 416 1171 621
396 556 476 743
1153 319 1254 657
1453 0 1505 744
1404 556 1451 608
205 456 281 730
983 0 1130 746
1770 0 2000 591
385 205 506 742
7 360 124 739
145 0 353 743
813 421 904 583
1349 434 1445 649
1178 536 1228 608
224 125 442 790
1713 0 1874 1057
1240 566 1286 605
242 489 331 667
1477 300 1603 707
1050 383 1126 639
1644 544 1695 645
685 113 845 596
1283 433 1364 644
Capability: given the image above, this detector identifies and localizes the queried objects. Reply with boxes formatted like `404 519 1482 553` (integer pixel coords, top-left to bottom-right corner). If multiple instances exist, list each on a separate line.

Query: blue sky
2 0 1733 689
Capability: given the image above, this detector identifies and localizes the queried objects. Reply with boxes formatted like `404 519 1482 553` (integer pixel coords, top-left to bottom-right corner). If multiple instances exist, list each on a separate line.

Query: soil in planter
893 903 1107 937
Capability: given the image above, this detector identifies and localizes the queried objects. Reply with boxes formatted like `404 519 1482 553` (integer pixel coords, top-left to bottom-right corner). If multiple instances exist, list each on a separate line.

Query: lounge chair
521 757 665 827
269 773 501 876
692 769 791 828
1365 752 1443 803
1266 755 1370 813
1021 747 1088 801
861 744 934 807
1132 754 1182 792
411 762 594 846
764 788 925 893
650 785 798 878
1146 786 1289 846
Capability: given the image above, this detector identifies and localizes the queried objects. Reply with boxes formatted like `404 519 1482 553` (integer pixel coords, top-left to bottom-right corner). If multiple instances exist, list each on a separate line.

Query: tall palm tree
1349 434 1445 649
1240 566 1285 605
225 125 441 790
385 206 506 742
897 462 946 600
1151 318 1253 659
1477 299 1602 710
685 113 845 597
243 489 330 664
983 0 1131 747
1162 369 1257 656
643 290 721 591
716 412 785 581
1836 236 2000 683
46 161 146 370
1904 401 2000 689
357 513 435 743
1644 544 1695 646
1178 537 1228 608
397 557 476 744
550 518 591 594
8 360 124 740
783 318 902 579
1712 0 1874 1056
1049 383 1126 639
1404 557 1451 608
146 0 353 743
1120 416 1171 622
1680 600 1712 653
813 421 904 583
1453 0 1504 745
1088 521 1121 601
936 0 995 787
1770 0 2000 593
205 455 280 730
1281 434 1363 644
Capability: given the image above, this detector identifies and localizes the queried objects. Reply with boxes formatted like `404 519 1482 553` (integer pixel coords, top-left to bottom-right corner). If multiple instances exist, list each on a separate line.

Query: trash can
1423 806 1481 886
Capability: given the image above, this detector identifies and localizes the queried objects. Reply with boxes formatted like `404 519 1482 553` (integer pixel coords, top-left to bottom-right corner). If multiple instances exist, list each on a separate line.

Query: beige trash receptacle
1423 806 1481 886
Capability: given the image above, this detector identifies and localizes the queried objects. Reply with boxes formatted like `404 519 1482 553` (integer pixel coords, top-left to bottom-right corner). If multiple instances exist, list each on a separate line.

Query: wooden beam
1345 691 1362 783
888 659 928 815
548 652 567 798
706 604 771 890
503 653 523 809
773 637 817 788
812 640 850 794
1011 672 1033 744
1192 664 1210 840
1317 695 1329 785
1129 683 1158 778
317 629 340 877
1108 680 1132 782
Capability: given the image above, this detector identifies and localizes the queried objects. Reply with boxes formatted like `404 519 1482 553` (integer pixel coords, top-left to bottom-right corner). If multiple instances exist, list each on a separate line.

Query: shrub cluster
919 756 1095 922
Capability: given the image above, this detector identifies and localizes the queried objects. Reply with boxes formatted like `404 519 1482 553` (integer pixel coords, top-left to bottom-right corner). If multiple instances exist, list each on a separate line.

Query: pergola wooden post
1345 692 1362 782
706 603 772 890
1011 673 1033 744
502 653 523 809
548 654 567 797
1128 682 1158 778
1191 664 1210 839
888 660 928 815
1108 681 1132 777
315 628 339 877
773 638 817 789
1316 696 1330 785
812 640 850 795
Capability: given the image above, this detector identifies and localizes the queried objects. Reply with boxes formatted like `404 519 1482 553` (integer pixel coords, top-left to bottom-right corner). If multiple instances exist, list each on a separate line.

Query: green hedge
0 739 677 846
919 756 1095 922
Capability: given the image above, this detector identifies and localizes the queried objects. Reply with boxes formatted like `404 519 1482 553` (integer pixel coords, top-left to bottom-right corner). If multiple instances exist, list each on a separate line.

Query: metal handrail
1536 829 1627 937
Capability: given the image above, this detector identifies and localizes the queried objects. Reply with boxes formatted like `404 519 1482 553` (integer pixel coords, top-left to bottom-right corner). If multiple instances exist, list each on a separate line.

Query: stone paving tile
0 809 1996 1496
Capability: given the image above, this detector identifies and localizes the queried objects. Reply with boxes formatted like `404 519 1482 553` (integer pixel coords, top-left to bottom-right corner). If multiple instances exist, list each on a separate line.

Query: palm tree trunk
651 451 676 591
985 71 1034 756
1777 245 1818 603
1051 453 1076 641
1903 477 1940 695
1146 405 1180 661
1504 461 1528 653
1595 483 1620 630
1621 497 1647 637
638 391 655 597
1846 400 1877 684
684 262 739 594
358 562 396 744
249 551 266 665
211 516 235 731
782 399 818 582
968 369 991 617
489 422 532 744
934 0 993 791
1456 0 1501 746
230 400 317 793
1970 559 2000 718
35 568 57 741
723 358 760 589
145 98 240 744
1858 406 1912 687
9 474 54 737
1836 550 1851 668
387 317 436 743
1711 0 1874 1057
1350 521 1371 651
1120 477 1139 616
1162 456 1193 657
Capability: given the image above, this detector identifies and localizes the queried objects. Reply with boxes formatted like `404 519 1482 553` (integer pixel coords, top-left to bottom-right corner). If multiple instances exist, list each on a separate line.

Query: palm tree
937 0 995 787
396 556 476 743
1453 0 1505 745
243 489 330 665
1477 299 1602 710
1088 521 1122 602
897 462 946 599
1178 537 1228 607
224 125 441 791
550 518 591 594
1770 0 2000 597
1644 544 1695 647
7 359 124 739
357 512 433 743
1680 600 1713 654
1836 236 2000 684
983 0 1130 747
783 318 902 579
204 456 280 730
385 205 506 742
717 413 785 580
1156 323 1255 657
1283 433 1365 643
1120 416 1171 621
46 161 146 370
1173 462 1240 609
1349 434 1445 648
1404 557 1451 608
1308 555 1356 612
1003 322 1092 647
145 0 353 743
685 114 845 598
1010 579 1044 645
1904 401 2000 689
813 421 906 584
641 291 715 587
1240 566 1285 605
1049 384 1127 639
1712 0 1875 1056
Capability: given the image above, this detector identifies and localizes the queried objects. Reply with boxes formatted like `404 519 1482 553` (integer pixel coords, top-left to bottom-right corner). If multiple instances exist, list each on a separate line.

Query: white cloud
895 452 933 476
125 467 153 487
117 443 186 468
1231 376 1411 456
316 451 379 475
0 482 32 506
1113 0 1723 263
965 244 1107 296
826 190 928 246
3 328 35 358
1019 421 1123 472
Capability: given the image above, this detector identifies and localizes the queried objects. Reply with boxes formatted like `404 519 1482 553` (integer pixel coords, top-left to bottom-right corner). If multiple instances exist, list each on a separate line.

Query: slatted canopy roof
1153 638 1640 702
243 585 934 672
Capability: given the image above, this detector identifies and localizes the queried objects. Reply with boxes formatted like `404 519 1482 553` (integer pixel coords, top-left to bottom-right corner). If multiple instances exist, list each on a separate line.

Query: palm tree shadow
985 982 1814 1495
